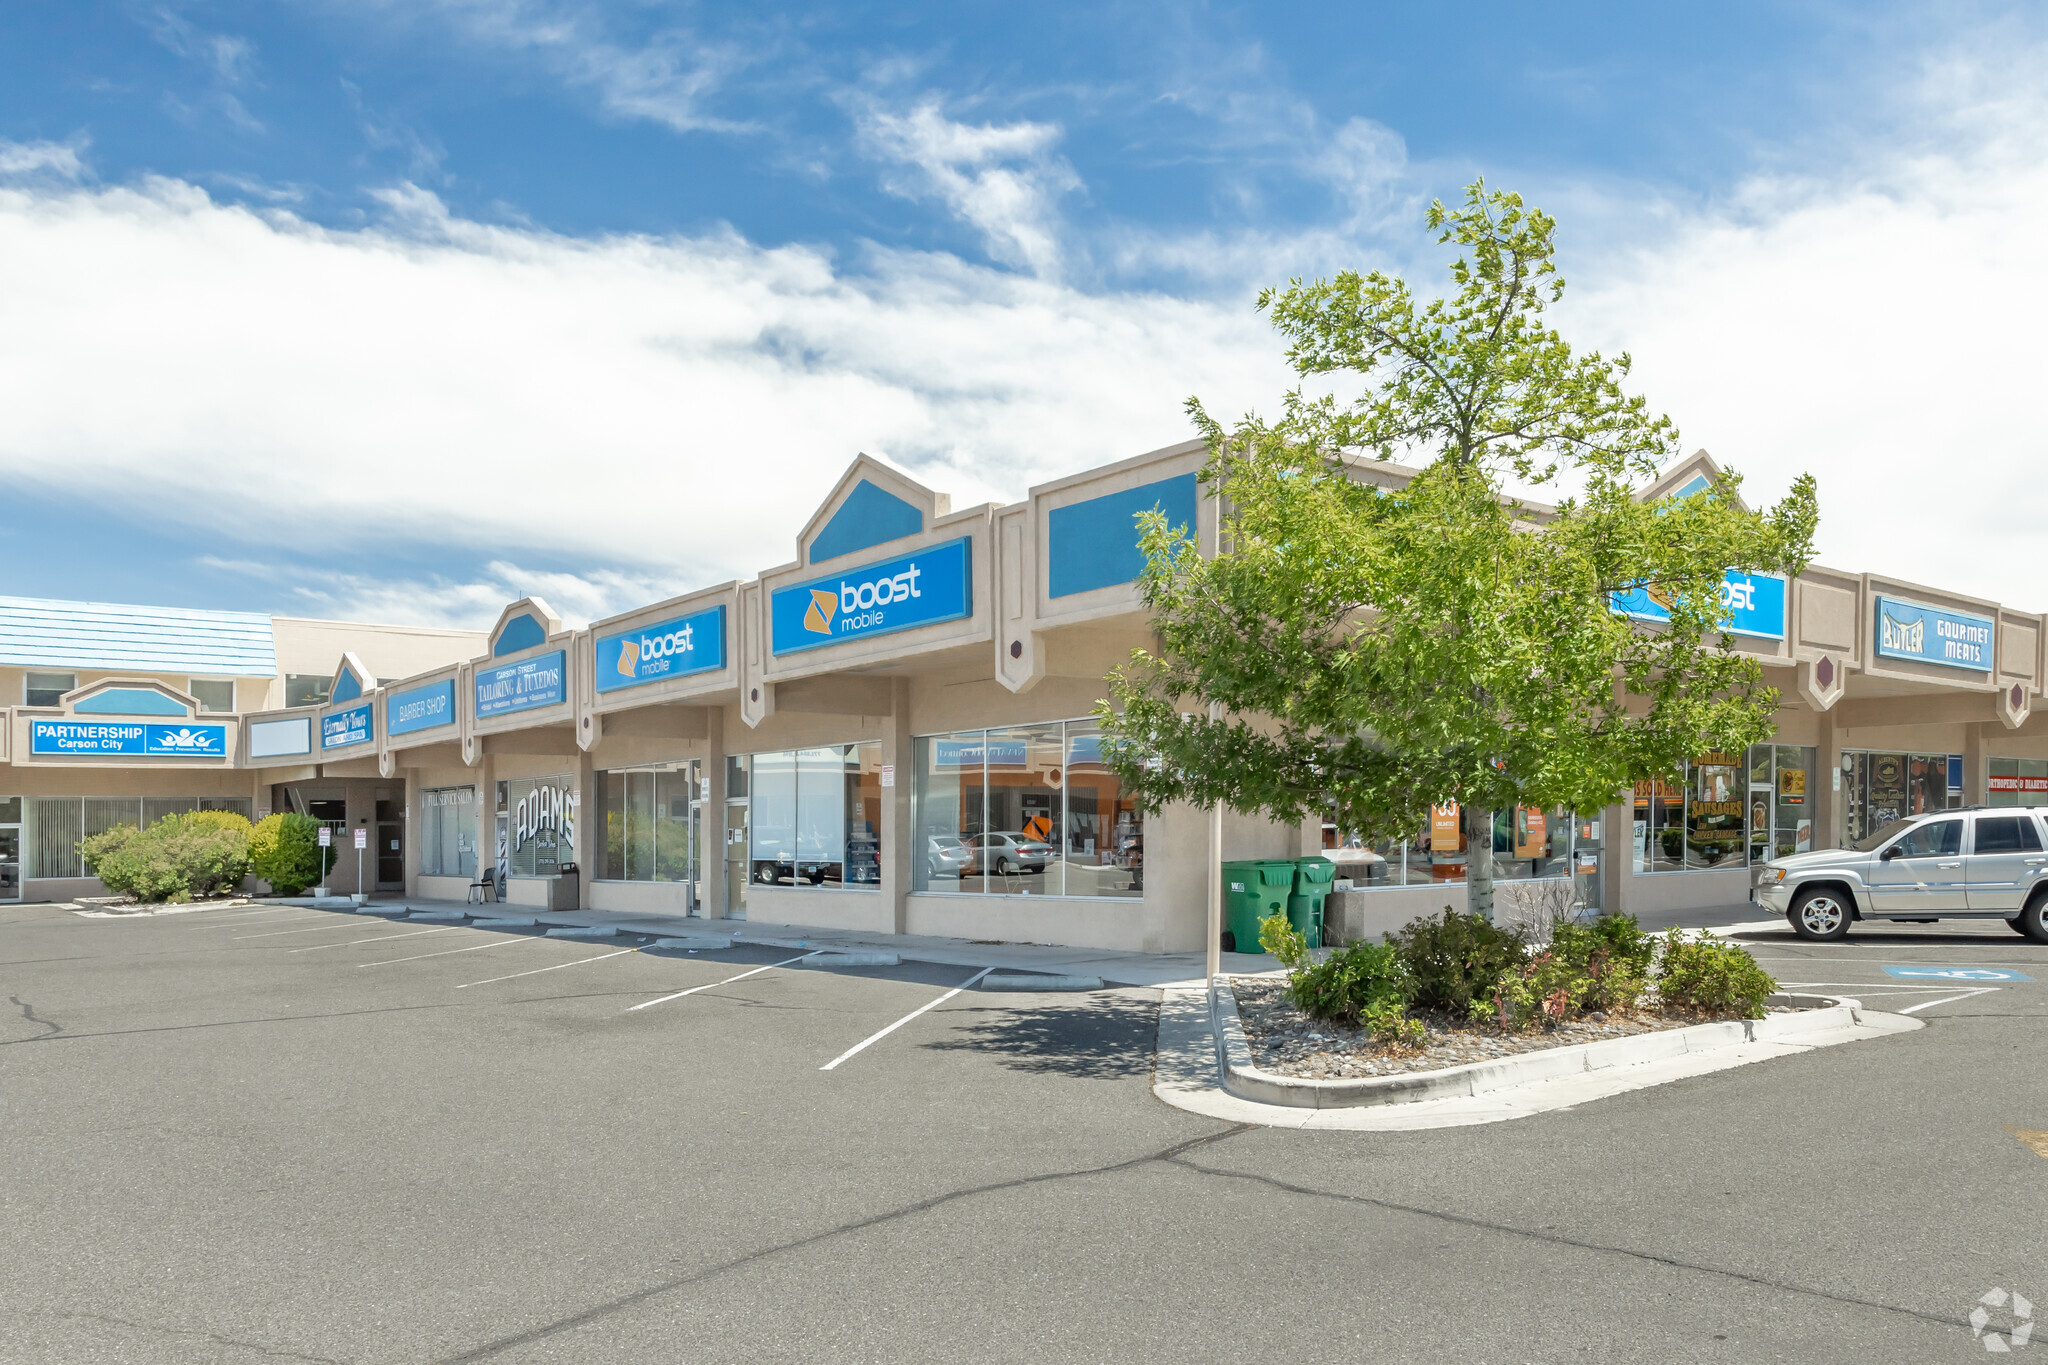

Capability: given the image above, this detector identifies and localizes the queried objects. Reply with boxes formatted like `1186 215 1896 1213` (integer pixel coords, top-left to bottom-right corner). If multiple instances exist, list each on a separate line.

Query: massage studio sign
1874 595 1994 671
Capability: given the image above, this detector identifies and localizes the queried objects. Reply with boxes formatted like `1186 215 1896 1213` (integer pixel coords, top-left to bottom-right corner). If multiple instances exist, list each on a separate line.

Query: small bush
80 811 250 904
1546 914 1654 1012
1386 909 1529 1015
1286 941 1415 1026
250 812 333 896
1257 911 1310 970
1487 952 1602 1031
1656 930 1777 1019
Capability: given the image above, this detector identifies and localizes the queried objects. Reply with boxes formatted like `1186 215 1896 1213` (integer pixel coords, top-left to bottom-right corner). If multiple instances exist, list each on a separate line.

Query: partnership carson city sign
31 720 229 758
769 538 972 656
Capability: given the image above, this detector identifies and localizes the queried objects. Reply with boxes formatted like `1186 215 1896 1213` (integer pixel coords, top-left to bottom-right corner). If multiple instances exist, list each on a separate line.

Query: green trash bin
1220 860 1295 954
1288 856 1337 950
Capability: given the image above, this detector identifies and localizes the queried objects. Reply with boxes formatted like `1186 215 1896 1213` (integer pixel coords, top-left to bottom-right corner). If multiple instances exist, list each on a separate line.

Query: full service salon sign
595 605 726 694
1874 595 1994 671
475 650 566 718
31 720 228 758
769 537 971 655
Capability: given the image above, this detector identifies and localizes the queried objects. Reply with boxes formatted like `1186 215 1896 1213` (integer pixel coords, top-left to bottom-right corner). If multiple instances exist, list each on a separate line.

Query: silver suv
1754 806 2048 942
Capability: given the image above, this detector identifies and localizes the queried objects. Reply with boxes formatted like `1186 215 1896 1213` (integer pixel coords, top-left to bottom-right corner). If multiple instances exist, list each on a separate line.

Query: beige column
573 747 597 909
1601 803 1629 916
701 710 727 918
1964 722 1987 806
474 752 497 889
1816 709 1840 849
881 677 913 935
403 766 421 897
342 781 372 896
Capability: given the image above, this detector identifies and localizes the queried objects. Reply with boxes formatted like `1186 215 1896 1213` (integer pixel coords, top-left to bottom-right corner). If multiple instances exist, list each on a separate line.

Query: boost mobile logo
806 564 923 635
619 623 696 675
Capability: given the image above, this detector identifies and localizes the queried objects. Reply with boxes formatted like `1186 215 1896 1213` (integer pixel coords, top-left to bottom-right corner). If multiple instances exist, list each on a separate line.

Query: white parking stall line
358 936 539 968
456 946 640 989
232 920 380 941
287 926 458 953
625 954 815 1012
1898 987 2002 1015
820 968 991 1072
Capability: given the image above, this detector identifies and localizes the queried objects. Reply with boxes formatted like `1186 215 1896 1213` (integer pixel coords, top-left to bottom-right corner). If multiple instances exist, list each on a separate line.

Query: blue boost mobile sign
770 538 972 656
387 679 455 736
1611 570 1788 639
475 649 566 717
1874 595 1994 671
322 703 373 750
31 720 229 758
595 606 726 694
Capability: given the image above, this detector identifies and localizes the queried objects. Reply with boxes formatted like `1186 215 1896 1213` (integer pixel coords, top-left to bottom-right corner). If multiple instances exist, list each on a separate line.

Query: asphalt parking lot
3 901 2045 1364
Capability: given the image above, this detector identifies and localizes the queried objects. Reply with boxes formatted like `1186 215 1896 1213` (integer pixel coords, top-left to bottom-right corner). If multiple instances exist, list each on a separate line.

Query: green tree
250 812 334 896
1096 181 1818 918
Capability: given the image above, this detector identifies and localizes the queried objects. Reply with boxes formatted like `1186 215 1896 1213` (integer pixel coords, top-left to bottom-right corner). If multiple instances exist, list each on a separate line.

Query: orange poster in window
1429 802 1461 852
1514 807 1547 860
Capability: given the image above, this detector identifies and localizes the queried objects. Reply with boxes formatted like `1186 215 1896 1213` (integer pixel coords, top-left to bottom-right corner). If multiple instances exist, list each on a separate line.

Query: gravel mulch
1230 976 1794 1080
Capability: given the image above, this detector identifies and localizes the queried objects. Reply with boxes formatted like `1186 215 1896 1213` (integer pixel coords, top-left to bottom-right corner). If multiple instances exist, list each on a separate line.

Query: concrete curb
407 911 469 922
472 916 539 928
651 936 731 951
801 951 900 968
545 925 619 938
982 974 1103 992
1209 979 1869 1110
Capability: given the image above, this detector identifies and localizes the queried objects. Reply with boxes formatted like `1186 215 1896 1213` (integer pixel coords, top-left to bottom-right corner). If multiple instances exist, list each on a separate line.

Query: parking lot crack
25 1307 344 1362
439 1124 1251 1362
1164 1156 1963 1333
9 994 63 1038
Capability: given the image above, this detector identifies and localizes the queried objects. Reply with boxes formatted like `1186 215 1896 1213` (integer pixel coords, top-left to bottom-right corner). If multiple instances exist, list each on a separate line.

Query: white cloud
201 556 681 629
855 99 1082 279
1562 46 2048 611
0 175 1284 624
0 138 88 181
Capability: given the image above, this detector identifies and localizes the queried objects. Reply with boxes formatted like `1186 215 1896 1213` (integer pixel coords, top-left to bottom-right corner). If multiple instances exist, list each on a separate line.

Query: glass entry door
0 825 20 902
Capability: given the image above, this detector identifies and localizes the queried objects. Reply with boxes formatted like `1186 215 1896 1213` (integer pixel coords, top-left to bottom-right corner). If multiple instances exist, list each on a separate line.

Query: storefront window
1842 751 1961 845
741 744 880 890
496 775 574 878
595 763 699 884
1989 758 2048 808
912 719 1142 899
27 795 254 879
1635 778 1686 873
421 786 476 878
1747 744 1816 860
1327 803 1572 890
1686 753 1746 869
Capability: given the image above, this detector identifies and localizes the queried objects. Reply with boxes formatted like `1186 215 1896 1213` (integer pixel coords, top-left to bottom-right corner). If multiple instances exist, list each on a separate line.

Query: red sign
1989 775 2048 793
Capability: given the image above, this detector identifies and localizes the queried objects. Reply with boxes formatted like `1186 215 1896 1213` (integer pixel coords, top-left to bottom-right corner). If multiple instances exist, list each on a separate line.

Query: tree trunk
1465 805 1495 923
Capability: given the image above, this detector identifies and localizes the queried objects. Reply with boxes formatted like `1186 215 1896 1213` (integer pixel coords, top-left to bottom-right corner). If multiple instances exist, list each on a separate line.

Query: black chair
466 866 494 903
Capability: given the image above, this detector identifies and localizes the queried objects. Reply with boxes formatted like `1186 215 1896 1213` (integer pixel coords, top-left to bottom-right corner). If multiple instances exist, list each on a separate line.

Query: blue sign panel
387 679 455 736
475 649 566 718
595 606 726 694
1046 473 1199 598
770 538 971 656
30 720 229 758
321 703 373 750
1874 595 1994 671
1611 570 1787 640
1882 965 2031 982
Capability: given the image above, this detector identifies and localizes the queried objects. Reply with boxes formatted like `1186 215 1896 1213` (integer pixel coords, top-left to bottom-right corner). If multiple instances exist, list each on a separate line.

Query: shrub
1487 952 1600 1031
1386 909 1529 1015
1546 914 1654 1012
1257 911 1310 970
1656 930 1777 1019
80 811 250 904
1286 941 1415 1026
250 812 332 896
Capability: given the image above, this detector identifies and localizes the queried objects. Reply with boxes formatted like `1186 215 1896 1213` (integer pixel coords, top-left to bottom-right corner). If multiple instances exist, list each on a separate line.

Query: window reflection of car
927 836 972 878
1329 845 1389 882
969 833 1055 875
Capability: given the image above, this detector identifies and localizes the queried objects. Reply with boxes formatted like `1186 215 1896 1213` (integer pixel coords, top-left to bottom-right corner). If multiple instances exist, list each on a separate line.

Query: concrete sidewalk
300 894 1278 987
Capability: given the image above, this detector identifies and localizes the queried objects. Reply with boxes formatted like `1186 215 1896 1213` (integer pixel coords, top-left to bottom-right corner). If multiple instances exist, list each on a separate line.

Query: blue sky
2 2 2045 624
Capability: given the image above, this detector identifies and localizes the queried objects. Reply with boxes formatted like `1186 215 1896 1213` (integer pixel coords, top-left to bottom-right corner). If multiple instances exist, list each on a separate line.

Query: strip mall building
6 445 2047 949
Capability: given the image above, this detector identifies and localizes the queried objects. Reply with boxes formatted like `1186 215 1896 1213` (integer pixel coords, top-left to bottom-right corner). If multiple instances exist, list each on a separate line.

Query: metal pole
1205 700 1223 983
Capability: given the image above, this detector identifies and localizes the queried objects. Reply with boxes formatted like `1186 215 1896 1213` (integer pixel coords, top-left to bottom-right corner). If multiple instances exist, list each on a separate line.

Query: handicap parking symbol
1882 965 2033 982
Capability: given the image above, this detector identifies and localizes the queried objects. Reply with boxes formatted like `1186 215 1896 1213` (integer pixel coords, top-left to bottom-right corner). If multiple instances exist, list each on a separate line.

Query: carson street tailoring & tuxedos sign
475 650 566 718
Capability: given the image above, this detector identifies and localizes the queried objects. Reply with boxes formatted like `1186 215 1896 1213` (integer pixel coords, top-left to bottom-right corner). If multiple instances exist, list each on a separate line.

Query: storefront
12 446 2048 947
